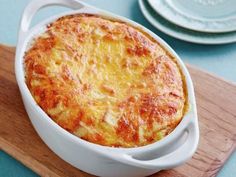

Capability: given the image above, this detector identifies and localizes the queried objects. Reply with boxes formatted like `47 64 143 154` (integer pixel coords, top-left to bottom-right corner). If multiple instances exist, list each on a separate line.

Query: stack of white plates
138 0 236 44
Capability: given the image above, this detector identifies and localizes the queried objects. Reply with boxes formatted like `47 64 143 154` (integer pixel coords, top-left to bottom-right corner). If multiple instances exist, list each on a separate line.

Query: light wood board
0 44 236 177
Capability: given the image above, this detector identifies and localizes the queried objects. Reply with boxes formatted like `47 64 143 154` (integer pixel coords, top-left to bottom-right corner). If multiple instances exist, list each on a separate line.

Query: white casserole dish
15 0 199 176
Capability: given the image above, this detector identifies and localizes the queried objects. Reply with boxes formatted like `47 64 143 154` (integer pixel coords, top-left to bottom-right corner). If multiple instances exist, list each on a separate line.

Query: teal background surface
0 0 235 176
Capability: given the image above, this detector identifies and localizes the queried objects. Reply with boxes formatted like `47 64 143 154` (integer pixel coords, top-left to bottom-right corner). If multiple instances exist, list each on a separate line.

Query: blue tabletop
0 0 236 176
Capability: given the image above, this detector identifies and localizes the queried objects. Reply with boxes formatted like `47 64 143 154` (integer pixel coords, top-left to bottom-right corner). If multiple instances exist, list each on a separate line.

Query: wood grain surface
0 44 236 177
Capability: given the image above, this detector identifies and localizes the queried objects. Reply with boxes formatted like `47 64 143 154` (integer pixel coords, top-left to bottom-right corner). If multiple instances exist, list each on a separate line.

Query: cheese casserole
24 14 187 148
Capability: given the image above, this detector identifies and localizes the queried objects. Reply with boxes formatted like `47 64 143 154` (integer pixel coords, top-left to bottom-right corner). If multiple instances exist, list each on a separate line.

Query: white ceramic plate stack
139 0 236 44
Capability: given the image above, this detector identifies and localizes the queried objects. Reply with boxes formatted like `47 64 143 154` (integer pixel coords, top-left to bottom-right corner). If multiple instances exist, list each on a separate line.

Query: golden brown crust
24 14 187 147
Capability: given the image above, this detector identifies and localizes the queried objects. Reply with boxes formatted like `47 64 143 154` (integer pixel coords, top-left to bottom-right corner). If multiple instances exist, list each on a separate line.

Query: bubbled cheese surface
24 14 187 147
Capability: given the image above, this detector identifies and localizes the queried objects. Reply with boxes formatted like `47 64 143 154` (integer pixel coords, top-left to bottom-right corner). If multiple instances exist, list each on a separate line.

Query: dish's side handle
113 119 199 170
18 0 87 44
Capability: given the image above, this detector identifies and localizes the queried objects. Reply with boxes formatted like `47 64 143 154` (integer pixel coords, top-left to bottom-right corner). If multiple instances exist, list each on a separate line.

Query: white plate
148 0 236 33
139 0 236 44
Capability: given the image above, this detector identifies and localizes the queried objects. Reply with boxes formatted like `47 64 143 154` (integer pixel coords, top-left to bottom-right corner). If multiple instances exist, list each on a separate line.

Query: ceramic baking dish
15 0 199 176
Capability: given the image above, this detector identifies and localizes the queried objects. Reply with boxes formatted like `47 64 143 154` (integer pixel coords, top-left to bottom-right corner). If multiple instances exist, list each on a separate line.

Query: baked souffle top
24 14 187 147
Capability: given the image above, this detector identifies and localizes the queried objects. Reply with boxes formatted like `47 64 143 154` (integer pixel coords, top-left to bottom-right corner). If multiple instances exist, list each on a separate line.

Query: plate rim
139 0 236 45
147 0 236 33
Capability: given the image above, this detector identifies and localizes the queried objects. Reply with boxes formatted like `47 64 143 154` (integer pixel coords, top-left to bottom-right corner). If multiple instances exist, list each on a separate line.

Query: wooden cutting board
0 44 236 177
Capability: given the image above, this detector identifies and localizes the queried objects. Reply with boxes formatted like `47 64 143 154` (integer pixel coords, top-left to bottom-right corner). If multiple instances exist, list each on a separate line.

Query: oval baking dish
15 0 199 176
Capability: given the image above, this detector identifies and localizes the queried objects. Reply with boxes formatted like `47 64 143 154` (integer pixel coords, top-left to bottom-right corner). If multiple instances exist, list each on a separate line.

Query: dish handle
18 0 87 43
111 120 199 170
